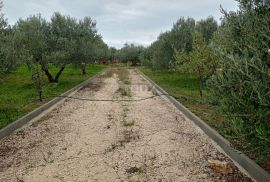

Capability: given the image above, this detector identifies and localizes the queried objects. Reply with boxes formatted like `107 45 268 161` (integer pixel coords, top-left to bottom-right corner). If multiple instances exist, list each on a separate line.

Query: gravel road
0 68 252 181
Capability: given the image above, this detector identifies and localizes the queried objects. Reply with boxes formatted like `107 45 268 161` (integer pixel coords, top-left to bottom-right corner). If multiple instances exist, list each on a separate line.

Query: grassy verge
0 64 106 129
139 68 224 128
139 67 270 172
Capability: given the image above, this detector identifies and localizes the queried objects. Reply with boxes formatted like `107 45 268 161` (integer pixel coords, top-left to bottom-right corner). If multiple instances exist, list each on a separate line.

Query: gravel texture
0 69 252 182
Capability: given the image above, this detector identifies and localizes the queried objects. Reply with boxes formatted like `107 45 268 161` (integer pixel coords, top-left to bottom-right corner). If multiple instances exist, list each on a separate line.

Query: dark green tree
14 15 51 79
71 17 98 74
196 16 218 43
46 12 78 82
208 0 270 162
0 1 22 77
175 31 217 98
117 43 144 66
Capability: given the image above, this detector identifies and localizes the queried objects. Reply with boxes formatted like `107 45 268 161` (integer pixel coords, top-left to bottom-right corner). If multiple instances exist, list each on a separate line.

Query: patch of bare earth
0 69 252 181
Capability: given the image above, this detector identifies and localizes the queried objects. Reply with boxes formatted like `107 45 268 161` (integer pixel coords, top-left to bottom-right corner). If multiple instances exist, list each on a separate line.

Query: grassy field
0 64 106 129
140 67 270 172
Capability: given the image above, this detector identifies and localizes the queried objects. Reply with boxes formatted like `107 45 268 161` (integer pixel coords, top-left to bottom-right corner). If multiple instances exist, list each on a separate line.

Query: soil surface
0 69 252 181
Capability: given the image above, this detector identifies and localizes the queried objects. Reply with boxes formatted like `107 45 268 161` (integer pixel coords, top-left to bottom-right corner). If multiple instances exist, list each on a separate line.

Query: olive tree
108 47 117 63
15 13 87 82
139 46 153 68
15 15 50 78
175 31 217 98
46 13 78 82
152 17 196 70
141 17 218 71
207 0 270 159
151 32 174 70
116 43 144 65
209 0 270 110
196 16 218 43
71 17 98 74
97 35 109 59
0 1 22 77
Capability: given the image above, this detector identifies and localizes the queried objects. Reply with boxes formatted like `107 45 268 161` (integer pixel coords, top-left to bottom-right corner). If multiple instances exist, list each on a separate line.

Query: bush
207 0 270 165
207 53 270 162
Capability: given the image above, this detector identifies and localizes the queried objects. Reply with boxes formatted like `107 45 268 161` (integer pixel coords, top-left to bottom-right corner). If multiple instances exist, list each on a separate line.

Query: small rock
208 160 231 174
129 175 139 182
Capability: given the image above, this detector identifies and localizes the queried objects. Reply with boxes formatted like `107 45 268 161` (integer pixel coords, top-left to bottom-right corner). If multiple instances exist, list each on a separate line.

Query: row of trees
138 0 269 164
138 17 218 98
0 2 108 82
109 43 145 66
139 17 218 71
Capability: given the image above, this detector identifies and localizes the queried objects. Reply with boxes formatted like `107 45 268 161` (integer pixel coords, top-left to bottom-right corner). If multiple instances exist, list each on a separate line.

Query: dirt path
0 68 251 181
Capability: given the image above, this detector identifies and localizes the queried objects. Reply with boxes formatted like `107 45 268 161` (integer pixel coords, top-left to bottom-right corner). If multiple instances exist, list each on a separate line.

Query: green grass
0 64 106 129
140 68 200 98
140 67 224 128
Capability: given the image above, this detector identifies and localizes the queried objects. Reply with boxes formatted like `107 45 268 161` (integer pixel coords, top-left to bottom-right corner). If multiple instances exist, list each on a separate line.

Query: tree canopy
10 12 107 82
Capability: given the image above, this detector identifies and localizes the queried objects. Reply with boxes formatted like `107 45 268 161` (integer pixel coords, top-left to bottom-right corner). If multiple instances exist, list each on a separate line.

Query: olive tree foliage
216 0 270 65
174 31 217 97
116 43 145 66
195 16 218 43
108 47 117 62
172 17 218 97
12 15 48 99
147 17 196 70
71 17 98 74
208 0 270 111
14 13 103 82
170 17 196 53
0 1 22 77
46 13 78 82
15 15 49 70
139 45 154 68
207 0 270 155
151 32 175 70
94 36 109 61
140 17 218 70
14 14 62 82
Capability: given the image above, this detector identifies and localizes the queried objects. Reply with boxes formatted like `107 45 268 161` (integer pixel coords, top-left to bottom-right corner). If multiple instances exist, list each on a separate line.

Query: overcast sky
3 0 239 48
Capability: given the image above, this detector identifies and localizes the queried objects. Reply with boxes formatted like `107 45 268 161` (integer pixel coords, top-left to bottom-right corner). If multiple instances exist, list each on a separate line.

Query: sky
2 0 239 49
